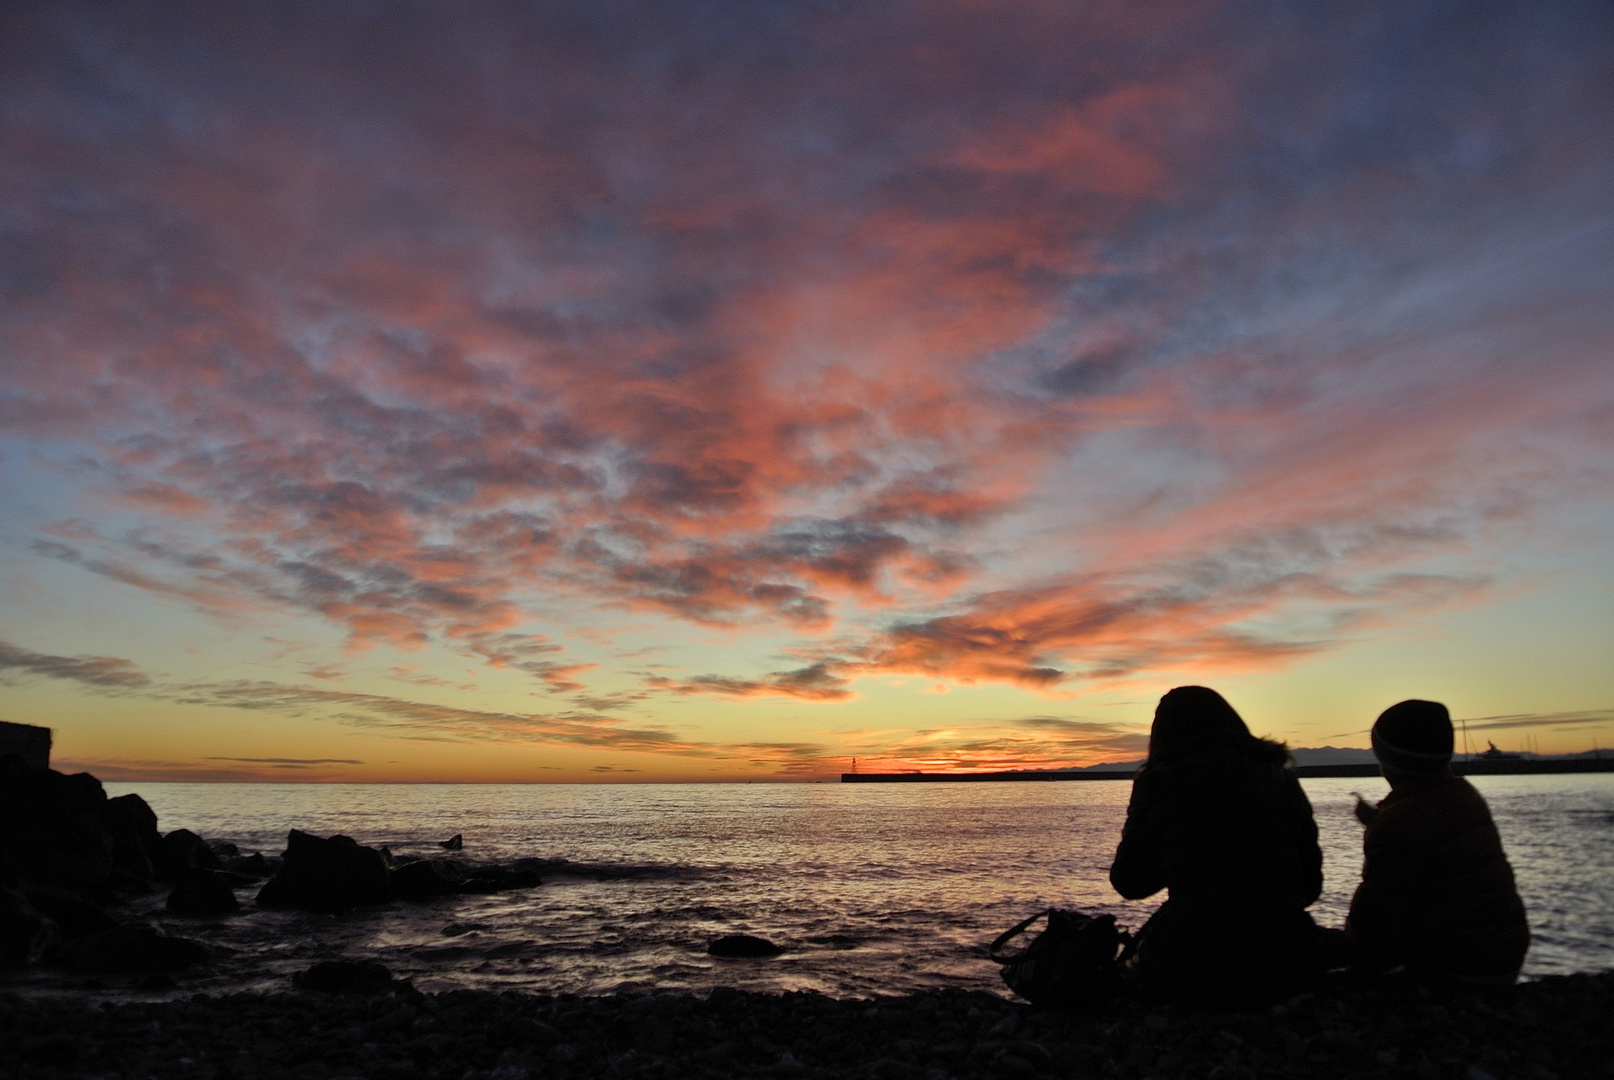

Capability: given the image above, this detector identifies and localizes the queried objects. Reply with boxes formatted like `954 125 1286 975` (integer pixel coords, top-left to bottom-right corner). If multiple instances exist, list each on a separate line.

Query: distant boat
1476 740 1522 761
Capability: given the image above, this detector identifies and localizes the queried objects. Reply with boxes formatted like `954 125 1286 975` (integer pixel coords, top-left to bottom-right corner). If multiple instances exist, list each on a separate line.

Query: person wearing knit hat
1345 699 1529 987
1371 699 1455 774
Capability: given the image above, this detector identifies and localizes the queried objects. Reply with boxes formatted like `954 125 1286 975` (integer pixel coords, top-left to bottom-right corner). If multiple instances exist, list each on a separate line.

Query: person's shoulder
1366 785 1429 835
1418 773 1488 811
1129 763 1177 793
1371 774 1483 833
1444 775 1499 820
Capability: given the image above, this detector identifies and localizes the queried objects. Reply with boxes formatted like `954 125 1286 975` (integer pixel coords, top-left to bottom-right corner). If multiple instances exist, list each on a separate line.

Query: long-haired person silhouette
1110 686 1326 1004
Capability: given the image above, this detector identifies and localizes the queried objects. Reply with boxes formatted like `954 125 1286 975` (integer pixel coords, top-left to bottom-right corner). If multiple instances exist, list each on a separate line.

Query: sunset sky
2 1 1612 782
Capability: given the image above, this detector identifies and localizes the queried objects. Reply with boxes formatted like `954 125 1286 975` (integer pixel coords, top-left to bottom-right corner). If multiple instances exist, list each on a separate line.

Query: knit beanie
1371 699 1454 773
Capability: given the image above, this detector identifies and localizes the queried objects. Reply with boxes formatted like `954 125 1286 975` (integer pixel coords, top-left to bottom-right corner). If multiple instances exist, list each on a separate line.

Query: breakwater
841 758 1614 782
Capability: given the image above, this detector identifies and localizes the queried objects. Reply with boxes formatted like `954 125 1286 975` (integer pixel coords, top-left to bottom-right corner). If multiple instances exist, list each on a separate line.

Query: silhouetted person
1347 700 1529 987
1110 686 1324 1005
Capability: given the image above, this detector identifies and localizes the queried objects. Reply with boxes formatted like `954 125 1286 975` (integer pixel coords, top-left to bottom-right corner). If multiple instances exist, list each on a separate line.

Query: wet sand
4 971 1609 1080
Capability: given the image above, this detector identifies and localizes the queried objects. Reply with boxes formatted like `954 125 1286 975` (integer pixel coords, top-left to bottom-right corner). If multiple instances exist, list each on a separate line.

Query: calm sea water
60 776 1614 998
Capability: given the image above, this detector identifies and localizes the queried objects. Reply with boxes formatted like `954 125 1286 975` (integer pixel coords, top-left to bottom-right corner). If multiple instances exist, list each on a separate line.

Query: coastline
5 971 1610 1080
7 758 1614 1079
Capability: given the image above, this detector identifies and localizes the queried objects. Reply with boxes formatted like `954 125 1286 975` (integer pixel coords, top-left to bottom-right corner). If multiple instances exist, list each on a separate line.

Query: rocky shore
1 758 547 979
5 755 1612 1078
3 970 1611 1080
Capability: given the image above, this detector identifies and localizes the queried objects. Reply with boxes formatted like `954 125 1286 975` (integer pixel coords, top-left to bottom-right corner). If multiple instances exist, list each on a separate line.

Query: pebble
0 972 1608 1079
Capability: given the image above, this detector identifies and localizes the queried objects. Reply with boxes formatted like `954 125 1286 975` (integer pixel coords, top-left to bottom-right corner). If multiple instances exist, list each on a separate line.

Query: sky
2 0 1612 782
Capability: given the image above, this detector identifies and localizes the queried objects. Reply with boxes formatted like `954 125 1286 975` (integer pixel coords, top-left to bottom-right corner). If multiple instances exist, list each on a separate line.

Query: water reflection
87 775 1612 998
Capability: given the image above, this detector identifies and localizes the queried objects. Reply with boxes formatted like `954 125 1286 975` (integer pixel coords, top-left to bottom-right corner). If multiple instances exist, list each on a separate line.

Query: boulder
391 858 465 900
217 868 264 887
439 834 464 850
166 870 241 916
25 884 119 938
223 852 273 879
255 830 393 911
157 829 221 881
0 762 117 894
457 866 542 894
294 959 394 993
101 793 162 884
0 888 56 968
55 927 209 972
708 934 784 958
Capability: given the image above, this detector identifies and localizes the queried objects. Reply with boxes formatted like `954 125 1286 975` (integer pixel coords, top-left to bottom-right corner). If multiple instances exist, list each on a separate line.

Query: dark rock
101 793 162 884
62 771 108 807
807 934 861 950
209 841 240 861
708 933 784 958
25 884 119 938
294 959 395 993
55 927 209 972
0 887 56 968
107 867 159 895
223 852 271 878
166 870 241 916
439 834 464 850
457 866 542 894
511 857 554 874
392 858 466 899
0 723 52 769
157 829 221 881
0 760 116 893
256 830 393 911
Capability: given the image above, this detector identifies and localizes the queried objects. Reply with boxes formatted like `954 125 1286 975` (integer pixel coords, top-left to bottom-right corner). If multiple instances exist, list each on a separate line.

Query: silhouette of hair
1146 686 1290 768
1371 699 1453 773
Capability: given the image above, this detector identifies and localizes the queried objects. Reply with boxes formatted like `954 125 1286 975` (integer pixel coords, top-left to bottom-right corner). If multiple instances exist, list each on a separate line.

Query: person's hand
1353 792 1378 826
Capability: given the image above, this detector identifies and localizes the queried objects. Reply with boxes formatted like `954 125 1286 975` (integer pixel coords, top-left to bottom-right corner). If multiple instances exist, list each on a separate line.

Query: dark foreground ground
3 973 1610 1080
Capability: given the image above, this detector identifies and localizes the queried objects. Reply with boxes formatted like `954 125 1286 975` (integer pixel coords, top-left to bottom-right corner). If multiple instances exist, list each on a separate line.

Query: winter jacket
1110 753 1324 1002
1347 774 1528 984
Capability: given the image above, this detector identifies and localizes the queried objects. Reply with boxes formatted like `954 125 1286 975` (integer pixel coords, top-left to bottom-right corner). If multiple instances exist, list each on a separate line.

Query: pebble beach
6 971 1612 1080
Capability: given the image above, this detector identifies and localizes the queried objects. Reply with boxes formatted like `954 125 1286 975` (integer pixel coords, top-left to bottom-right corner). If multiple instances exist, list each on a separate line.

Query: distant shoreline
842 758 1614 782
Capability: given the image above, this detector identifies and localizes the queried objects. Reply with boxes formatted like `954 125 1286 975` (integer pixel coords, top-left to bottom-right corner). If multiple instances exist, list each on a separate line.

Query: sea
36 776 1614 999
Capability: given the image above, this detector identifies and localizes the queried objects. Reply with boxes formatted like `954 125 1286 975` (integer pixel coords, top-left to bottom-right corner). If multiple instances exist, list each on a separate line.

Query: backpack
989 908 1129 1008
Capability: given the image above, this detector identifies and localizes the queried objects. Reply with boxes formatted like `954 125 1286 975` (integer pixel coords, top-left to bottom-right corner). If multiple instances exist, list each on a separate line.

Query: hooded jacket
1109 748 1324 1003
1347 773 1528 983
1111 750 1323 914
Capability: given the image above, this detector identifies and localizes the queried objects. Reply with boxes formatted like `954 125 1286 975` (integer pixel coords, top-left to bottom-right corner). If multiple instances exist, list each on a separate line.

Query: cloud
203 756 365 766
648 662 854 702
461 633 597 693
830 714 1151 774
1457 710 1614 733
1 0 1611 723
0 631 1161 774
0 639 150 688
49 758 357 783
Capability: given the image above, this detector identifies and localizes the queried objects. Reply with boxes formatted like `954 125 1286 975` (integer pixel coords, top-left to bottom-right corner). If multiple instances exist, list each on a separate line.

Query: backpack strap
989 908 1052 963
